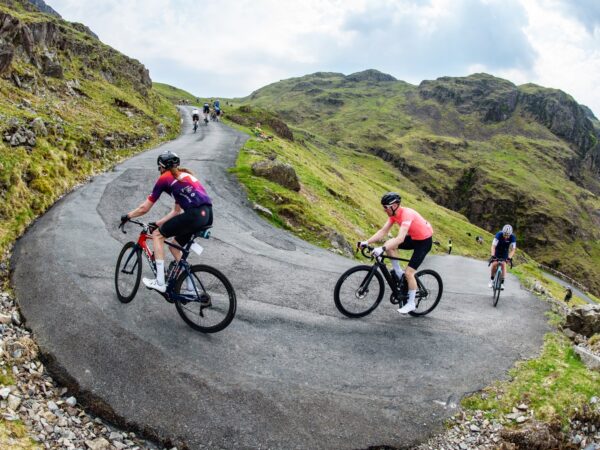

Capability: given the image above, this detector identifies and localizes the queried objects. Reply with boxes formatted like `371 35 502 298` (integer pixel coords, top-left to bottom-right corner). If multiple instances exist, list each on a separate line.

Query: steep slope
0 0 179 255
239 70 600 294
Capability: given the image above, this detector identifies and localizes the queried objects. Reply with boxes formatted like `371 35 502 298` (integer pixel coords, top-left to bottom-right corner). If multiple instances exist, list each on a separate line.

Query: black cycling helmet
381 192 401 207
157 151 180 170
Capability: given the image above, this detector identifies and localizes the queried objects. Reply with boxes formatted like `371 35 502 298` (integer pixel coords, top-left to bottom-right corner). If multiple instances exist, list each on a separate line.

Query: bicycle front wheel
115 241 142 303
174 265 236 333
409 269 443 316
334 265 384 318
493 269 502 307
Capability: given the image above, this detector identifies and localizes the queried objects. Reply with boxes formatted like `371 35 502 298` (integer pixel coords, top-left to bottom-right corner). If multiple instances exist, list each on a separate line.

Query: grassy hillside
232 71 600 295
153 82 199 105
0 1 180 258
227 106 511 262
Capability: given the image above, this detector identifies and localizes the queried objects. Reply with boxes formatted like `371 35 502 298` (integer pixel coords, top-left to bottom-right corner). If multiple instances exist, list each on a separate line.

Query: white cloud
46 0 600 115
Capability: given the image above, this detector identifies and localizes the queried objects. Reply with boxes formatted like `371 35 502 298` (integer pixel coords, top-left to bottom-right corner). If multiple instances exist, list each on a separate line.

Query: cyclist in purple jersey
120 151 213 293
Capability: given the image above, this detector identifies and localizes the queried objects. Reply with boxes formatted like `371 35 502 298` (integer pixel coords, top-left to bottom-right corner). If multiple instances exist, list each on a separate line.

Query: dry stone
251 159 300 191
565 305 600 337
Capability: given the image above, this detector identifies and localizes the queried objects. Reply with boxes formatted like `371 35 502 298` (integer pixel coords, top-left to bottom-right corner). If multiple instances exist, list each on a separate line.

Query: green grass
461 333 600 426
226 106 497 259
153 82 199 105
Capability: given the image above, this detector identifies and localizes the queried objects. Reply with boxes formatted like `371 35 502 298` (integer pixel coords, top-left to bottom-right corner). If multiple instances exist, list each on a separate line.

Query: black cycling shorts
203 106 210 113
398 236 432 270
192 114 199 121
159 205 213 246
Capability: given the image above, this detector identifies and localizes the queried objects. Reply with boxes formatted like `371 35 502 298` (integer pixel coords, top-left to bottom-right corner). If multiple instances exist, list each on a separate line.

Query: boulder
41 51 63 78
500 420 562 450
251 159 301 191
0 43 14 73
30 117 47 136
565 305 600 337
574 345 600 371
156 123 166 136
325 230 353 257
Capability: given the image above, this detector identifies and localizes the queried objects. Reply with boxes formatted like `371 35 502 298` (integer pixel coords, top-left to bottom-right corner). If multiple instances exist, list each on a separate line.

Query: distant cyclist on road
202 102 210 123
191 108 200 129
358 192 434 314
213 99 221 121
488 224 516 288
120 151 213 293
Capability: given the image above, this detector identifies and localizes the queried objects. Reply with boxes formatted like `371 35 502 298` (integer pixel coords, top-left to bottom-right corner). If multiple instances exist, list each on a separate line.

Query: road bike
115 219 236 333
488 256 512 307
334 246 443 318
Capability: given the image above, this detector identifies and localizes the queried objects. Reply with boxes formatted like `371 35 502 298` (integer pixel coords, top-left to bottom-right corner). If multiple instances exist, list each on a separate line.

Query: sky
47 0 600 116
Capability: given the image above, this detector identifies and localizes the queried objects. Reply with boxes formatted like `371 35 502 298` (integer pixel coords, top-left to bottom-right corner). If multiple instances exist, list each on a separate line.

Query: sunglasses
383 204 397 210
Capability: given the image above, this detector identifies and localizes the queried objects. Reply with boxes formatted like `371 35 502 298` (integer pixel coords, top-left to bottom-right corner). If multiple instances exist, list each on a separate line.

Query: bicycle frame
358 247 409 299
120 220 211 304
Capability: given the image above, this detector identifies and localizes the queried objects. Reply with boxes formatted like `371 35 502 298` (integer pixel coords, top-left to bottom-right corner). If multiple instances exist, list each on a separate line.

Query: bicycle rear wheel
493 269 502 307
334 265 384 318
174 265 236 333
409 269 443 316
115 241 142 303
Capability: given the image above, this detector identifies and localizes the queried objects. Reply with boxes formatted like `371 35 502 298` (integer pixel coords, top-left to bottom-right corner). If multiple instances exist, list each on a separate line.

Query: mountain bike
334 246 443 318
488 256 512 307
115 219 236 333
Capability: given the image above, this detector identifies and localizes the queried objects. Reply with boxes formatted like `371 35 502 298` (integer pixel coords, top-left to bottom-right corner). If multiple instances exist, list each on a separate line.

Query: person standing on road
120 151 213 293
488 224 516 288
358 192 434 314
448 238 452 254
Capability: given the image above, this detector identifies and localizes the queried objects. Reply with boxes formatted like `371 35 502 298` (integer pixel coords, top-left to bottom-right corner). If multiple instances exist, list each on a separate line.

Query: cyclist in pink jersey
358 192 434 314
120 151 212 293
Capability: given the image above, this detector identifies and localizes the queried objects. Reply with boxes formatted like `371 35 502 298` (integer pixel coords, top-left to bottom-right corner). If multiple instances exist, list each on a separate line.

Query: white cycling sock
408 289 416 304
155 260 165 285
391 260 404 277
185 276 195 291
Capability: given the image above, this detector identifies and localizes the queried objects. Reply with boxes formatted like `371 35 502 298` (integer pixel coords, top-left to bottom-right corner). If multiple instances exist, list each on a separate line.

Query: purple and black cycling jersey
148 171 212 210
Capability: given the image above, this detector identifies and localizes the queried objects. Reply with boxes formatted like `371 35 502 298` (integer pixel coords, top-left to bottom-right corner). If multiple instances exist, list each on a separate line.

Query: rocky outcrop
519 87 597 157
26 0 61 18
419 74 519 122
346 69 396 82
565 305 600 337
0 9 151 93
418 74 598 158
251 159 301 191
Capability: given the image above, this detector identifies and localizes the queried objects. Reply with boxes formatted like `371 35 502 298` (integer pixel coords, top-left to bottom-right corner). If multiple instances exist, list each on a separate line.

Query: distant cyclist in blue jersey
213 99 221 121
488 224 516 288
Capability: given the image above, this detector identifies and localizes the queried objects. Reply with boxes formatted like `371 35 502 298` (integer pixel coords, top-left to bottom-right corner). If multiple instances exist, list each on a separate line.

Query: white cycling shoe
397 301 416 314
488 281 494 288
143 278 166 293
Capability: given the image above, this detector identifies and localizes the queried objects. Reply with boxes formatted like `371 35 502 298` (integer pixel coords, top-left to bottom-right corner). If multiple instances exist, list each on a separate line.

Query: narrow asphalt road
12 109 550 449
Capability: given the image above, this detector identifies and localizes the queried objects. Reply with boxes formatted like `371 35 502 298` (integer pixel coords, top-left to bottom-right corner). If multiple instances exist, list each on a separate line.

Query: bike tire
493 269 502 307
409 269 443 316
115 241 142 303
334 265 384 318
174 265 236 333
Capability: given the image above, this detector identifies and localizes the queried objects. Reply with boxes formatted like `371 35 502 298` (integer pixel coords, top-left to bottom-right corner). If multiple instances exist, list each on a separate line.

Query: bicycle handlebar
356 244 409 262
488 256 513 268
118 219 155 235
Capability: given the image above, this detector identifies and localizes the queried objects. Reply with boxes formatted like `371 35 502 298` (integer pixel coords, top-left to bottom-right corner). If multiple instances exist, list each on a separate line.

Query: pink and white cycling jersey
388 207 433 240
148 171 211 210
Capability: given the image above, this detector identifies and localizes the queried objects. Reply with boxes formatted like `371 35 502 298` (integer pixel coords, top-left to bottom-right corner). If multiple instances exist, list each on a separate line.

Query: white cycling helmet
502 224 513 236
